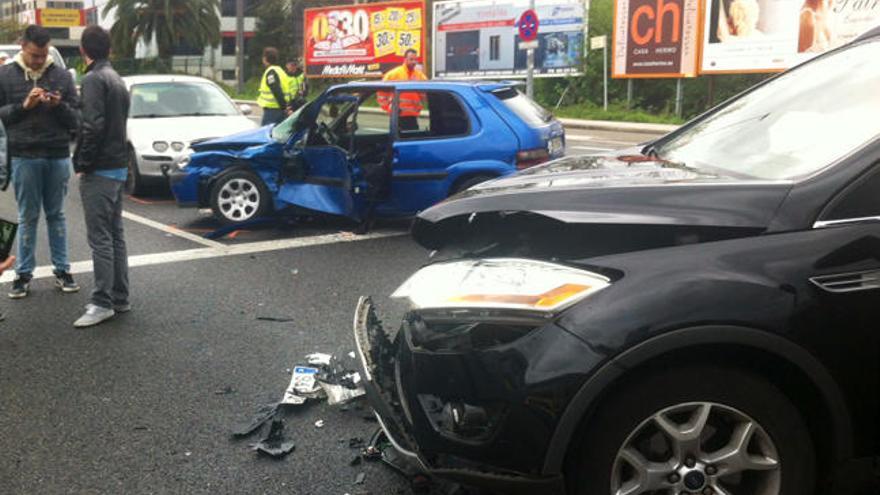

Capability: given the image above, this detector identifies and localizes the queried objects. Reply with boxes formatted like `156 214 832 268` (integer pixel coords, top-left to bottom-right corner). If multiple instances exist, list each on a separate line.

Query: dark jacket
0 59 79 158
73 60 129 173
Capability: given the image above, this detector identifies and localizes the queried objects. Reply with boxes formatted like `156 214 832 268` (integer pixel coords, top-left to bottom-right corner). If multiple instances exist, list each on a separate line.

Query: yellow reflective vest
288 73 305 101
257 65 290 109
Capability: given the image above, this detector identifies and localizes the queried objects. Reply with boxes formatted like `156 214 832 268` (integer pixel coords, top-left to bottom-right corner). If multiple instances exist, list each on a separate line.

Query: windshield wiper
641 142 661 158
131 113 174 119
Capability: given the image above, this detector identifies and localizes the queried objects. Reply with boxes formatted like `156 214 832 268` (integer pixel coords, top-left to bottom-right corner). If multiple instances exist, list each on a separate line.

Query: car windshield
130 82 239 118
271 104 308 143
654 40 880 181
491 87 552 126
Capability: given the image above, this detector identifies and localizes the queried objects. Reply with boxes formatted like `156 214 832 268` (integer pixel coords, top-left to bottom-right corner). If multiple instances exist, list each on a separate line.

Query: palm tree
104 0 221 59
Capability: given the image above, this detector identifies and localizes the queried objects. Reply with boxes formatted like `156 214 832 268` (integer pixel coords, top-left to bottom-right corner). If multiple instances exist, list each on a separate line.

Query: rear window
491 88 552 127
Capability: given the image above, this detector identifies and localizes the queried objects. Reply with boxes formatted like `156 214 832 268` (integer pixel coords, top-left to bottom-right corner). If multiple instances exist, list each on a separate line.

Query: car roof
123 74 220 89
332 80 521 93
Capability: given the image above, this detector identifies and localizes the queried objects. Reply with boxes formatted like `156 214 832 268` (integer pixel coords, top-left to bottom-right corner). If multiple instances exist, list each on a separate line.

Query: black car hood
413 153 794 252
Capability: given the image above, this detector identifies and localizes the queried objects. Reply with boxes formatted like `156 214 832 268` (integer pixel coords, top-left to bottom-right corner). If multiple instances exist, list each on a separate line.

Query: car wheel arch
445 161 511 195
449 173 498 196
545 325 854 483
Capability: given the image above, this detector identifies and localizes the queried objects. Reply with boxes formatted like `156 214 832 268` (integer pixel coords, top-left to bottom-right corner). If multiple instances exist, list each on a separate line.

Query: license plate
548 136 563 156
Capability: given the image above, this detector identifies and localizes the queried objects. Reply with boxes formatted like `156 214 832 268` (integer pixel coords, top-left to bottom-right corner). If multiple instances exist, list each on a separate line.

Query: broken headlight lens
392 258 611 315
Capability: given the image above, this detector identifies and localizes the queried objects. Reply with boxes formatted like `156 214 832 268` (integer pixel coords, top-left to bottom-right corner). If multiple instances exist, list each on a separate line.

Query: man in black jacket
72 26 130 328
0 25 80 299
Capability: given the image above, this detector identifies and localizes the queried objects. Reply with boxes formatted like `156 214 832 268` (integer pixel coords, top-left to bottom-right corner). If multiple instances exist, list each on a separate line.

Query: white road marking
121 210 226 248
0 230 405 283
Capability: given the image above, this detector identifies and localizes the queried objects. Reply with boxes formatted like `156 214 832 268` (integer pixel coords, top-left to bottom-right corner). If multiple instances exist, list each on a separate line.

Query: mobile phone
0 218 17 263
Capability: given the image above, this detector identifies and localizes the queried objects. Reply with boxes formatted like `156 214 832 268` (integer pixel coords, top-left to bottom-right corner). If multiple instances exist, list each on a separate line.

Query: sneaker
8 274 32 299
113 302 132 313
74 304 115 328
54 270 80 293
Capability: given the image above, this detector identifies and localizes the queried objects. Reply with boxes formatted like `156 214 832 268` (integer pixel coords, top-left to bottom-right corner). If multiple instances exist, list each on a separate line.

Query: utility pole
236 0 245 94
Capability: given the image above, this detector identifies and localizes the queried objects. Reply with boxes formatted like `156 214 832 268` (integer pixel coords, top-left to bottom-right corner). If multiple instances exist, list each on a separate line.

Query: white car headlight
392 258 611 314
152 141 169 152
171 141 186 152
177 148 194 169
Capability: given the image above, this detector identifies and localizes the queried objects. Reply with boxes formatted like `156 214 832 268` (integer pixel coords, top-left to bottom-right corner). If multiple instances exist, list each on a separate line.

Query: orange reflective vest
378 64 428 117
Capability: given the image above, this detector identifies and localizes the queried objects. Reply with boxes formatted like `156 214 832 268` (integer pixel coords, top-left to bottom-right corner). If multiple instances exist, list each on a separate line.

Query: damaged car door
276 92 366 219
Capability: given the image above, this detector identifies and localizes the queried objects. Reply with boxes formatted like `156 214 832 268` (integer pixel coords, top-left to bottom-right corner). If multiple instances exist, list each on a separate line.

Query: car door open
277 93 362 218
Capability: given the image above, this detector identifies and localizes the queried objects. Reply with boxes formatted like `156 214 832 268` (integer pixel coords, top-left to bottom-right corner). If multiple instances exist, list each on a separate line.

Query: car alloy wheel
612 402 780 495
570 365 815 495
210 169 271 225
217 177 261 222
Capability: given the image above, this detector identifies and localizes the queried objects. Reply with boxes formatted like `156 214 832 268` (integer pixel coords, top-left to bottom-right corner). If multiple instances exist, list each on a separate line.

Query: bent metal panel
612 0 700 78
304 0 426 78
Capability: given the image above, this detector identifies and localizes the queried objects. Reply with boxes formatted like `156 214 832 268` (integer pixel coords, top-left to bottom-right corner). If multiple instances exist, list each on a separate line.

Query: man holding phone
0 25 80 299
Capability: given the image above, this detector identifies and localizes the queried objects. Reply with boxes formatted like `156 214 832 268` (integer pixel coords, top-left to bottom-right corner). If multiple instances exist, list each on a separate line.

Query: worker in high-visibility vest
377 49 427 132
285 59 307 112
257 47 290 126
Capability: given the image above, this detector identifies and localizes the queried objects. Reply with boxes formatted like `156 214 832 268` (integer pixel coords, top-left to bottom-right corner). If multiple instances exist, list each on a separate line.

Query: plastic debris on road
232 402 279 438
251 418 296 458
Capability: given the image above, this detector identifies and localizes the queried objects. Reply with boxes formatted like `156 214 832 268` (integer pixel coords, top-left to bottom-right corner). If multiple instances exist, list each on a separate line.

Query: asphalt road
0 128 656 494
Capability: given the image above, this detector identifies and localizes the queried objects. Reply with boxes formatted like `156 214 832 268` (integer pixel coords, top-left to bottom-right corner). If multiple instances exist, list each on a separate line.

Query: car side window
356 94 391 136
398 91 470 140
823 165 880 221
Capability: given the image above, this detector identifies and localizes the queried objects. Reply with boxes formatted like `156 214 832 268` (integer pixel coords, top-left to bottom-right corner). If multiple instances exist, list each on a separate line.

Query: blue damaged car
169 81 565 224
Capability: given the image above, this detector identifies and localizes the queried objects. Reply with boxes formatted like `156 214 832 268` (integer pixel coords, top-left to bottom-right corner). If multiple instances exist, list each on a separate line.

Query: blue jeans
11 157 72 276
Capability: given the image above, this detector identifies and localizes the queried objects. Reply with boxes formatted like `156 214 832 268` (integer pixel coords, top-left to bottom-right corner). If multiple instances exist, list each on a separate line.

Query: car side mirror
239 104 253 116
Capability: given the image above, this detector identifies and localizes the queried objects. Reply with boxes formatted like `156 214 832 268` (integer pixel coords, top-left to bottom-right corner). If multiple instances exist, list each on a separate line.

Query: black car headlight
393 258 611 319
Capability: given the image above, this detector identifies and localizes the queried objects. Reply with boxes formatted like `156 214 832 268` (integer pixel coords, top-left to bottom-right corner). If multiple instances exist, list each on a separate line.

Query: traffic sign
517 9 539 42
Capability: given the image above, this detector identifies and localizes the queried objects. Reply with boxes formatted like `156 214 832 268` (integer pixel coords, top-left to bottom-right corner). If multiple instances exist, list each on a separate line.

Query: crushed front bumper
352 296 567 494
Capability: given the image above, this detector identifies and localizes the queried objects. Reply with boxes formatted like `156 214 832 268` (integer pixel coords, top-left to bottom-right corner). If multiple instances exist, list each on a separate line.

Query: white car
124 75 257 195
0 44 74 78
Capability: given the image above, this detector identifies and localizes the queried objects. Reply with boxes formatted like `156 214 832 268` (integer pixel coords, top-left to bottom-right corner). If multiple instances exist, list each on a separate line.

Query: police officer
257 47 290 126
285 59 307 112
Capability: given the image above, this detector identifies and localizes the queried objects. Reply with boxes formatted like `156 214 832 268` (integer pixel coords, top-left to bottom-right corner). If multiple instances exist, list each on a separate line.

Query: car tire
209 169 271 225
570 365 815 495
450 174 494 196
126 148 145 196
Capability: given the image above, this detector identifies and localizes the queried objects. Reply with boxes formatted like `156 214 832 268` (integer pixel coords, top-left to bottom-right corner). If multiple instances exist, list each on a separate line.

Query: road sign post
591 35 608 111
518 5 539 98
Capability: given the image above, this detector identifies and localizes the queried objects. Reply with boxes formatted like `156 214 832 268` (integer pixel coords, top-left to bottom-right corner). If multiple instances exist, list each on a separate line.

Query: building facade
0 0 87 56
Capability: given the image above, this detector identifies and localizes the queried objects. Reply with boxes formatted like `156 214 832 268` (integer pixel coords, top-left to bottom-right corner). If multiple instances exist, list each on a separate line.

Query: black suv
353 35 880 495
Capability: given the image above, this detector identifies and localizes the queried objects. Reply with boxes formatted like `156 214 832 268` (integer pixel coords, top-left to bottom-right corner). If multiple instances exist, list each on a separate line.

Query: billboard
700 0 880 73
612 0 700 78
304 0 426 78
432 0 588 79
36 8 84 28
